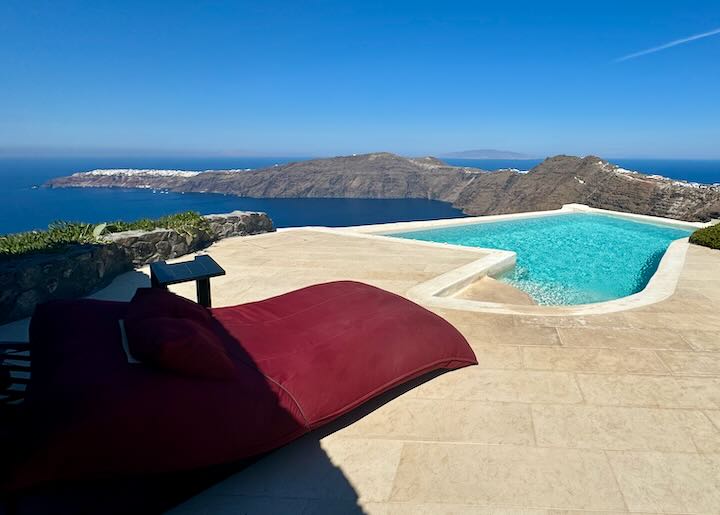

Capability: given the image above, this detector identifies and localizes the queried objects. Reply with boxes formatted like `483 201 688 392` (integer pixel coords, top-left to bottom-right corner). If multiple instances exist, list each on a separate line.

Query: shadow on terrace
0 268 466 514
0 297 362 514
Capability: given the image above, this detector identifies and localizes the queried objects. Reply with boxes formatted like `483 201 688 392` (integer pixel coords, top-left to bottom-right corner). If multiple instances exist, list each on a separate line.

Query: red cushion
7 299 305 492
124 317 236 380
127 287 212 325
213 281 477 427
5 281 476 492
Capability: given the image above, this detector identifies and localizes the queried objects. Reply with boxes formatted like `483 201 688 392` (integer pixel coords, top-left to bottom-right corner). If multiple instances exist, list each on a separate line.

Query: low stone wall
0 211 274 324
205 211 275 241
0 244 130 324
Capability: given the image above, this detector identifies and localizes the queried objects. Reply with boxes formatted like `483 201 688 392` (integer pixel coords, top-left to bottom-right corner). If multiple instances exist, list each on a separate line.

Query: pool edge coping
286 204 710 316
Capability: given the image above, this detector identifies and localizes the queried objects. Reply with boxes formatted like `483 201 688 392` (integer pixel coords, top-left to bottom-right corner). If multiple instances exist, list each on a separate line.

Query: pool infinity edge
296 204 710 317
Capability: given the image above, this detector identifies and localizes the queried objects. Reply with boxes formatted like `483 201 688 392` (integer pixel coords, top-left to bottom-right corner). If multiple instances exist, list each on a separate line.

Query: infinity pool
392 213 693 305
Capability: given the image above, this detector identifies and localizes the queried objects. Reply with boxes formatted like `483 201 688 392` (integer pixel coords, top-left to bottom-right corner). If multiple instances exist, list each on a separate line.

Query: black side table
149 255 226 307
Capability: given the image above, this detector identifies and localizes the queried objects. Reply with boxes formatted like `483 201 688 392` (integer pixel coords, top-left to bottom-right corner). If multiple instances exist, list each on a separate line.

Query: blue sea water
393 214 693 305
0 157 464 234
0 157 718 235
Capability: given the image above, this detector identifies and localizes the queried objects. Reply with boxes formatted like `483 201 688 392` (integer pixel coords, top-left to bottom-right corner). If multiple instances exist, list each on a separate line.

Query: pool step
454 276 536 305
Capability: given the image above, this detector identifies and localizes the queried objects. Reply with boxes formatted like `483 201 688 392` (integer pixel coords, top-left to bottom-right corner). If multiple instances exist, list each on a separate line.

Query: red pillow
127 287 212 324
124 317 236 380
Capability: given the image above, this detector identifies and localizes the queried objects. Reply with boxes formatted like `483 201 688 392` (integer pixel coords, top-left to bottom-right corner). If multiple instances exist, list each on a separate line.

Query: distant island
441 149 535 159
46 153 720 222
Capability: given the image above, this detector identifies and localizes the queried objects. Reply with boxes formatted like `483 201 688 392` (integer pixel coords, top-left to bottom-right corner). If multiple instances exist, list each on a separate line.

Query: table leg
196 278 212 307
150 269 159 287
150 267 168 290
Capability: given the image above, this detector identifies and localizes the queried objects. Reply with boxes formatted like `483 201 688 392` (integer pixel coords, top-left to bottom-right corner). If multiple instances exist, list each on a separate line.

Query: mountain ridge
45 153 720 222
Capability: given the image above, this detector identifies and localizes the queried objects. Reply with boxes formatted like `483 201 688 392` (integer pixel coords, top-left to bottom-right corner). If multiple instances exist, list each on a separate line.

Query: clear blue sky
1 0 719 158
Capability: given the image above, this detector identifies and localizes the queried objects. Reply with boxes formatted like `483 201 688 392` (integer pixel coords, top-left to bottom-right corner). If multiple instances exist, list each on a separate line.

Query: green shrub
102 211 210 235
0 211 210 259
689 223 720 250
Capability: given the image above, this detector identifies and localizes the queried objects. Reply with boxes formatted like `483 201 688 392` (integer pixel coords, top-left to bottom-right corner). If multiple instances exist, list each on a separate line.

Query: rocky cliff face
455 156 720 221
0 211 274 324
46 153 720 222
46 153 482 200
181 153 479 201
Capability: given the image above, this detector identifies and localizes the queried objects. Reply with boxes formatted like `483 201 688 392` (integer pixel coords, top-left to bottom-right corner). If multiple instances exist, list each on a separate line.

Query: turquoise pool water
392 214 693 305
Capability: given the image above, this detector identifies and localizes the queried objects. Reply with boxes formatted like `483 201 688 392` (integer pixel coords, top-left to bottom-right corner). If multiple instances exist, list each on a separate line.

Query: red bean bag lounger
3 281 476 491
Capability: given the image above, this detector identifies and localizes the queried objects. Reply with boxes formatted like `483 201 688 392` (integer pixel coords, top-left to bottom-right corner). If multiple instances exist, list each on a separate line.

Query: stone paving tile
622 311 720 332
658 351 720 377
670 284 718 298
430 309 507 326
576 374 720 409
532 404 720 453
682 330 720 352
462 323 562 347
607 451 720 513
195 435 404 503
464 345 523 369
522 347 669 375
166 232 484 307
544 511 657 515
706 409 720 431
680 269 720 282
638 294 717 315
390 443 627 511
408 369 583 404
556 327 692 351
678 279 720 295
692 289 720 304
443 316 562 347
514 314 632 329
685 244 720 258
337 398 534 445
365 505 665 514
363 502 556 514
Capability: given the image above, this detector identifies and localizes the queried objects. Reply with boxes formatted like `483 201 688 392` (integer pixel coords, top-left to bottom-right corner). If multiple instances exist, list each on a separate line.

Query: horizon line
2 151 720 161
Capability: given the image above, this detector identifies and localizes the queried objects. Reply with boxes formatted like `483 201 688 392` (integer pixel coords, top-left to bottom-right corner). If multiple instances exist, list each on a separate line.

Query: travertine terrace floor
3 229 720 514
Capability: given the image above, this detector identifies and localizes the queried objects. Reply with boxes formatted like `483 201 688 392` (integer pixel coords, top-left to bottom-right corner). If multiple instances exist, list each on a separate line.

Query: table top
149 255 226 286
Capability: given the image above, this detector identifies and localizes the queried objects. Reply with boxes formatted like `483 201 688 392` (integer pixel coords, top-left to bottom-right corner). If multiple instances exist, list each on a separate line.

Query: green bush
101 211 209 235
689 223 720 250
0 211 210 259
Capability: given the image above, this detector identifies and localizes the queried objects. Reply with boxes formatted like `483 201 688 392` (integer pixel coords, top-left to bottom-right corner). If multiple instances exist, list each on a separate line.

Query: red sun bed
3 281 476 492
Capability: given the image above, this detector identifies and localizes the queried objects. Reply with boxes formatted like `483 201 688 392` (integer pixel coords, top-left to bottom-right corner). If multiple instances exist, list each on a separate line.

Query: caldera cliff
46 153 720 222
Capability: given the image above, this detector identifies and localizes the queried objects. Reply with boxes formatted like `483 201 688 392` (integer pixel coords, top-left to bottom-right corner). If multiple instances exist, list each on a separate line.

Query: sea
1 156 719 235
